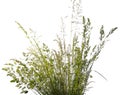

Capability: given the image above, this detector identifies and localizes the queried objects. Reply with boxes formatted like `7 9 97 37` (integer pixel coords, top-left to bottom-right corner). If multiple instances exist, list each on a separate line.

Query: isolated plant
2 0 117 95
2 18 117 95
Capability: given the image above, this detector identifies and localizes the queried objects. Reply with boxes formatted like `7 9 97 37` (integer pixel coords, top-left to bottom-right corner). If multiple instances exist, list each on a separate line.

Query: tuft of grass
2 0 118 95
2 17 117 95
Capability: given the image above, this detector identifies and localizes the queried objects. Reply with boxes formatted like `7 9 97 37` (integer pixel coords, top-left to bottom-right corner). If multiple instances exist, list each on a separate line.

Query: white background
0 0 120 95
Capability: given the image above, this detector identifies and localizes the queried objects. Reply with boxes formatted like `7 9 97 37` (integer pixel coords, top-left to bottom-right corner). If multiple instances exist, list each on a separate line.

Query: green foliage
2 16 117 95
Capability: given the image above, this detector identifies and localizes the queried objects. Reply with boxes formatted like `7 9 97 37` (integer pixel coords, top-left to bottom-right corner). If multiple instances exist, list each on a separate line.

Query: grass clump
2 16 117 95
2 0 118 95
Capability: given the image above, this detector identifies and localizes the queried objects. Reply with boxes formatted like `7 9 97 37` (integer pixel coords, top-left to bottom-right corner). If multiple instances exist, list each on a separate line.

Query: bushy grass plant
2 16 117 95
2 0 118 95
